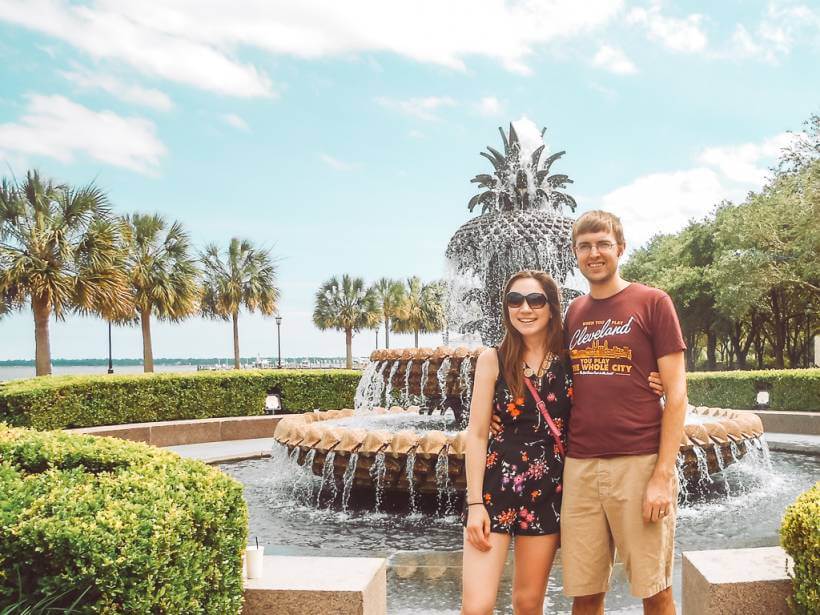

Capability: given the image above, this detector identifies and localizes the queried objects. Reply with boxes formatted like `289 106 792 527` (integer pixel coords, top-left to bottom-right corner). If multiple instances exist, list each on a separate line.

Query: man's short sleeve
651 292 687 359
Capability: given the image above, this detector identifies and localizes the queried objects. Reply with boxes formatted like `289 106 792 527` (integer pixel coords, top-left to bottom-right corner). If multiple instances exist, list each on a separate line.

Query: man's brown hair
572 210 625 246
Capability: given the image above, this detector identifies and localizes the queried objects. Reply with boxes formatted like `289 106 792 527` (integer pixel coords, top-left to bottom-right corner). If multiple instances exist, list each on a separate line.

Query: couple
462 210 687 615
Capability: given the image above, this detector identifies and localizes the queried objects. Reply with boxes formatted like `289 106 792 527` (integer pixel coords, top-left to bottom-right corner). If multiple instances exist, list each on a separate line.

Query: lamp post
107 321 114 374
275 315 283 369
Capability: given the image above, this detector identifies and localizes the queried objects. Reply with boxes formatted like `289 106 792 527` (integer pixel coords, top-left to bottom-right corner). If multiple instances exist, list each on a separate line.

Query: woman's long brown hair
497 270 564 400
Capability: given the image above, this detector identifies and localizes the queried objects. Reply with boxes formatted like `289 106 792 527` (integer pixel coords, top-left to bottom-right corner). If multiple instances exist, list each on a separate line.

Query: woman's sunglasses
505 292 549 309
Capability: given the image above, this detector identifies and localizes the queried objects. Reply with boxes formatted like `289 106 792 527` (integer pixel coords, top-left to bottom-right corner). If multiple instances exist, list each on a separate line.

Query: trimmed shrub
0 369 361 430
687 369 820 412
781 483 820 614
0 424 247 613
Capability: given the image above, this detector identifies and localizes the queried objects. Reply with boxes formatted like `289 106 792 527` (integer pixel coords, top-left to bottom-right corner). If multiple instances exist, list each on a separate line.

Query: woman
462 270 662 614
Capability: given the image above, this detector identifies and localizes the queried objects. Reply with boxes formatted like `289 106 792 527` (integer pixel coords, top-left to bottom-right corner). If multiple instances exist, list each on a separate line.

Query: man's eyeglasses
575 241 617 255
506 292 549 309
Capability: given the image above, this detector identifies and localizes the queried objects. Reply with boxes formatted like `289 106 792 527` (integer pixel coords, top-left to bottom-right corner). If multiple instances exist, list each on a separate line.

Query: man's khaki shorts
560 453 678 599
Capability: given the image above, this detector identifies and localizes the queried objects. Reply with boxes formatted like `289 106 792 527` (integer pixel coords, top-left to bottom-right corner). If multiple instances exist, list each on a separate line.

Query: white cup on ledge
245 545 265 579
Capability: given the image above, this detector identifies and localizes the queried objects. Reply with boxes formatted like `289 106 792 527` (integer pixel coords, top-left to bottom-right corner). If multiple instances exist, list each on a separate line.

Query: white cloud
0 94 166 175
592 44 638 74
60 67 173 111
627 1 708 53
375 96 457 121
602 131 799 249
602 168 727 248
727 2 820 62
0 0 624 96
319 153 359 171
510 116 548 160
222 113 249 132
476 96 504 116
696 133 794 184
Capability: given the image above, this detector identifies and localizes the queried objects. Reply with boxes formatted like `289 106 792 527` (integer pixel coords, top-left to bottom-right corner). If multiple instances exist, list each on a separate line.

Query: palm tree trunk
414 329 419 348
140 308 154 373
32 296 52 376
385 318 390 349
232 312 241 369
345 328 353 369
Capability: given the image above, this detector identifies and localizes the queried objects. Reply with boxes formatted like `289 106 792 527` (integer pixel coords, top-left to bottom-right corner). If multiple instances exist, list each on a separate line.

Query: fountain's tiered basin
273 404 765 500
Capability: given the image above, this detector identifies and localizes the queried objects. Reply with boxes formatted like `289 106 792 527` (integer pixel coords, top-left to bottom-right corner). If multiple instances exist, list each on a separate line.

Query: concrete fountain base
273 405 766 500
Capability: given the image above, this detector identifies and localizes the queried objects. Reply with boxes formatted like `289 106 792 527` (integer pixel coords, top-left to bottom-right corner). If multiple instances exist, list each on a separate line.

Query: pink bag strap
523 377 566 459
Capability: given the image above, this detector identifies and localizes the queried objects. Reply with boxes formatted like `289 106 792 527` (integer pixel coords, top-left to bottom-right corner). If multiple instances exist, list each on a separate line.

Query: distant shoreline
0 357 348 367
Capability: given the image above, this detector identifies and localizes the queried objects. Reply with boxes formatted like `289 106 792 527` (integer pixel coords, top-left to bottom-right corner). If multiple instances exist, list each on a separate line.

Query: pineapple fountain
273 121 767 512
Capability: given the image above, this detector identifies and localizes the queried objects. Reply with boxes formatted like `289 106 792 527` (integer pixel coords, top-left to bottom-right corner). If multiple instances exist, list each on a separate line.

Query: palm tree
123 213 199 372
200 238 279 369
370 277 406 349
393 276 445 348
313 275 379 368
0 170 131 376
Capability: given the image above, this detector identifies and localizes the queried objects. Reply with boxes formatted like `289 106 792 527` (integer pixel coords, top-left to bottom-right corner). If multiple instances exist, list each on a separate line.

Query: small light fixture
755 381 771 410
264 392 281 415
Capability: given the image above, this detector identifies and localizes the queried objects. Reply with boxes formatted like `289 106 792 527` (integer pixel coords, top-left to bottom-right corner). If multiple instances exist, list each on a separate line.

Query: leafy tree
122 213 200 372
200 238 279 369
0 170 130 376
370 277 406 349
313 275 379 368
393 276 446 348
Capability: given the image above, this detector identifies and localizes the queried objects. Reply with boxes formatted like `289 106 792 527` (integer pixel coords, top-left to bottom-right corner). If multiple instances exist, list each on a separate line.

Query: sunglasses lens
506 292 525 307
527 293 548 309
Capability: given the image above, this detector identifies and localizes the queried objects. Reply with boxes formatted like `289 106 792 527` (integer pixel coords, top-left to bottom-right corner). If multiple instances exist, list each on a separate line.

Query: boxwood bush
0 424 247 613
687 369 820 412
781 482 820 614
0 369 361 430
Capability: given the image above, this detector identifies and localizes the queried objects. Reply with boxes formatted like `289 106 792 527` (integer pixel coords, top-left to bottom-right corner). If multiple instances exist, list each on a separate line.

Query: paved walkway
166 437 276 463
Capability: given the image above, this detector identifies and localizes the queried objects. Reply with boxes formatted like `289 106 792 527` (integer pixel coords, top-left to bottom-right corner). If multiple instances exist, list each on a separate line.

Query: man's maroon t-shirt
564 283 686 458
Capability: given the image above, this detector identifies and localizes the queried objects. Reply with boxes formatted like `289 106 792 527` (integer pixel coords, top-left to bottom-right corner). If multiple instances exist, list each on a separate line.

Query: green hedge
687 369 820 412
781 482 820 614
0 424 247 613
0 369 361 430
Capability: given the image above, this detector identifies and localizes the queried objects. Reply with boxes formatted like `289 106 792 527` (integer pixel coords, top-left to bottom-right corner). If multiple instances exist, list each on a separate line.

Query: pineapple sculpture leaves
445 122 580 346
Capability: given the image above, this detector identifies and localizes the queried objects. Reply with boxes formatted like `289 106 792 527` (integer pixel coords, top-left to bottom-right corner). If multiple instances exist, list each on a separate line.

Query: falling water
692 445 713 487
370 451 387 512
341 452 359 512
316 452 337 508
676 453 689 505
354 361 379 409
436 358 452 403
435 447 453 515
293 449 316 505
385 362 400 407
419 360 430 406
406 450 419 515
729 440 741 463
758 437 773 470
370 361 389 408
403 360 414 406
713 443 730 495
459 358 473 412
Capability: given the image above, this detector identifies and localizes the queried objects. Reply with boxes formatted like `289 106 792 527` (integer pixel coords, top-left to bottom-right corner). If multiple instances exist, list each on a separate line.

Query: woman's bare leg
462 531 511 615
511 533 560 615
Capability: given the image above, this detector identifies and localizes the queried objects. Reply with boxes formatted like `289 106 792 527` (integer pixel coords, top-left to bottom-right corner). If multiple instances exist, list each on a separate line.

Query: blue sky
0 0 817 361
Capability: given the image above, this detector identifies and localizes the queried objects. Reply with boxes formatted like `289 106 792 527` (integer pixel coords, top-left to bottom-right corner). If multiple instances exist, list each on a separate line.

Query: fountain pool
221 447 817 613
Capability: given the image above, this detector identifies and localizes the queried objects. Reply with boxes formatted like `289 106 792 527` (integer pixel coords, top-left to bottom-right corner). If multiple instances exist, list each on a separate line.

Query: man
561 210 687 615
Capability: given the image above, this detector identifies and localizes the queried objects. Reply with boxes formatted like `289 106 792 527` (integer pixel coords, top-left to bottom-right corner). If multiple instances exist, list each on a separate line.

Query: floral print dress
466 350 572 536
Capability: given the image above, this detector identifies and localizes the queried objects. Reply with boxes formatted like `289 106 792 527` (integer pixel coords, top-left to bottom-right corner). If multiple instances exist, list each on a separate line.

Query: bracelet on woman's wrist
467 502 485 507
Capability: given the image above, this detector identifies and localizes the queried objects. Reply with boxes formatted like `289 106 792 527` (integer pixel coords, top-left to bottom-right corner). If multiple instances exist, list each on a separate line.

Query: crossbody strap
523 377 566 459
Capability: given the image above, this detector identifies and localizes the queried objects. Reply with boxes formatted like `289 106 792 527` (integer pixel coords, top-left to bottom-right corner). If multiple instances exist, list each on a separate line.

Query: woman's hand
465 505 492 551
648 371 664 397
